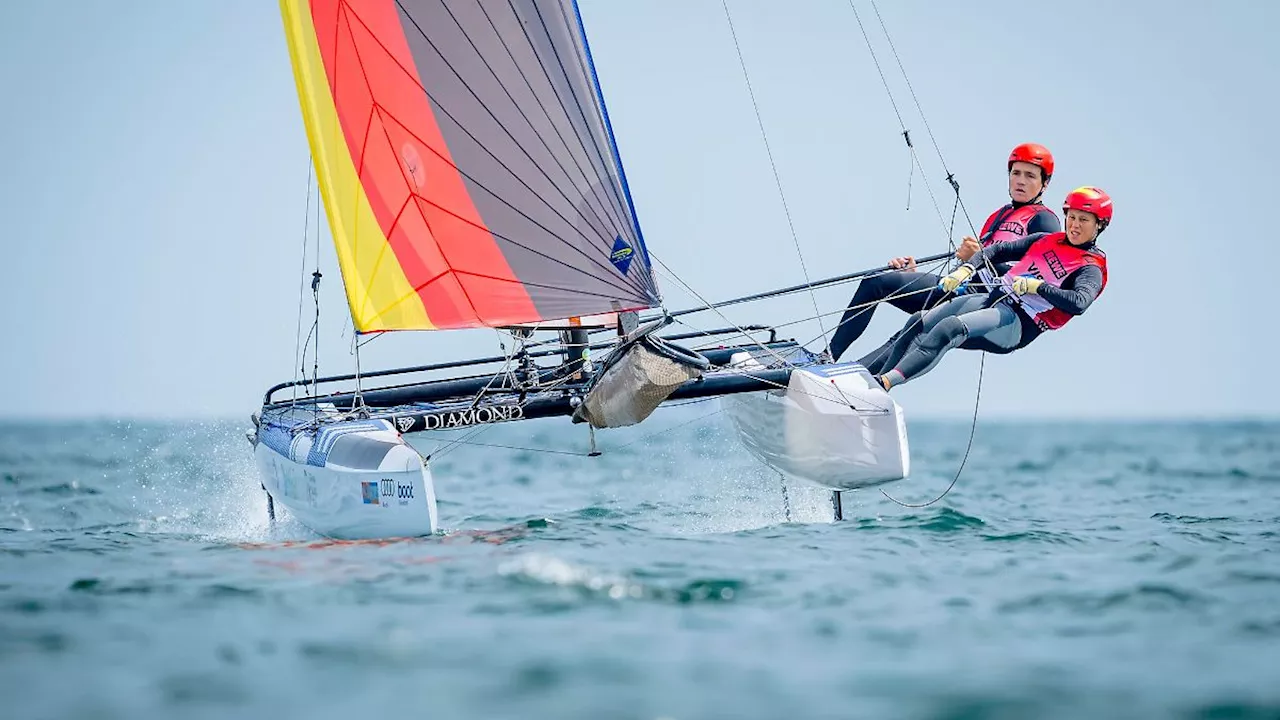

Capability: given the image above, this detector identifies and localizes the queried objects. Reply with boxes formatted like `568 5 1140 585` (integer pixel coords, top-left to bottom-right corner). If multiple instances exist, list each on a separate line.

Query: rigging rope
880 354 984 508
845 0 995 507
294 162 324 420
788 259 953 350
350 332 367 417
845 0 952 242
869 0 978 237
720 0 827 344
650 260 806 370
861 1 1005 288
291 160 314 407
311 188 322 410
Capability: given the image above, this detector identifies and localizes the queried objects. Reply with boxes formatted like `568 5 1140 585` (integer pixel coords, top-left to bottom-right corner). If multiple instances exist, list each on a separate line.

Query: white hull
724 357 910 490
253 417 438 539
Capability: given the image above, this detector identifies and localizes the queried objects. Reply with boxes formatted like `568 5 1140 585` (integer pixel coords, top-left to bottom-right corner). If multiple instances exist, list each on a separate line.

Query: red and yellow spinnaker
280 0 660 331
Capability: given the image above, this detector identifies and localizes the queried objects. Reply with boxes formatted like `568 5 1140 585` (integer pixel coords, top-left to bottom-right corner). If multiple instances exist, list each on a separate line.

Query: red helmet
1063 186 1113 230
1008 142 1054 182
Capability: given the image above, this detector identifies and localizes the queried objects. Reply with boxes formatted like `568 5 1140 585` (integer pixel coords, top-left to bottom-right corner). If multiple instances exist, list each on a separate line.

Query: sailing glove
939 264 975 293
1012 275 1044 295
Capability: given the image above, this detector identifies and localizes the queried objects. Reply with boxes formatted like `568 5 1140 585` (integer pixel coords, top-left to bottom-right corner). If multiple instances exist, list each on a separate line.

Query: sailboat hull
724 357 910 490
253 418 438 539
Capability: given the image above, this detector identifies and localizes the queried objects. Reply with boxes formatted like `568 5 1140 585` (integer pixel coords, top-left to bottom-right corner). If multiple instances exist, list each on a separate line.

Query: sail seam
361 2 652 300
519 0 633 249
395 0 628 263
374 108 649 302
340 5 438 325
368 2 653 299
460 0 631 242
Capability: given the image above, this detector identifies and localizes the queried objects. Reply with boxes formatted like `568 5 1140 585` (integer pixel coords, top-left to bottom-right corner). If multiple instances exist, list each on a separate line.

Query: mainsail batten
279 0 661 332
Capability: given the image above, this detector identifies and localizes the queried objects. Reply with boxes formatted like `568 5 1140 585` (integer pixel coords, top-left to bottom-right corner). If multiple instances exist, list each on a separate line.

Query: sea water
2 410 1278 719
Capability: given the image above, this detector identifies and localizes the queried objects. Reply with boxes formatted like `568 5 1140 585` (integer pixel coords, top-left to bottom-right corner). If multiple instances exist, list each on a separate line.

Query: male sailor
870 186 1112 390
825 143 1061 368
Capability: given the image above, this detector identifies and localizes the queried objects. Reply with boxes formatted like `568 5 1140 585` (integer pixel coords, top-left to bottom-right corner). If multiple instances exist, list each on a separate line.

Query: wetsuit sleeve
967 233 1045 269
1036 265 1105 316
1026 208 1061 235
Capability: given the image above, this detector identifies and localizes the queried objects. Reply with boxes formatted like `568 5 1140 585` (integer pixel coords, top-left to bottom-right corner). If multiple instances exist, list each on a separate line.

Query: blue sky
2 0 1275 419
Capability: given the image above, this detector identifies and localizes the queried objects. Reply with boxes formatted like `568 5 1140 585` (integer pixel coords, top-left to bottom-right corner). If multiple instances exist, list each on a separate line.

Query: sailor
826 142 1061 367
870 186 1112 390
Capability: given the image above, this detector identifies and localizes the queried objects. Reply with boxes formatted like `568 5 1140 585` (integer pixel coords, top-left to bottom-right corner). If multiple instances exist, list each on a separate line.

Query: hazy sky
2 1 1275 419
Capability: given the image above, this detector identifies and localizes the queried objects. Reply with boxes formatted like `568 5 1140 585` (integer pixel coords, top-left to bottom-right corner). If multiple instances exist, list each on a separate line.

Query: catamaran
248 0 946 539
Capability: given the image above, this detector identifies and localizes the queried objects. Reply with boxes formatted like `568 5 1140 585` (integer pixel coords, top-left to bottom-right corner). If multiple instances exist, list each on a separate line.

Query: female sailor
826 142 1061 365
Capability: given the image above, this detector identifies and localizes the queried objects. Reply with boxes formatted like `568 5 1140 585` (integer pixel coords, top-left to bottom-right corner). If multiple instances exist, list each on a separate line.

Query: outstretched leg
867 294 988 374
880 302 1022 389
827 271 943 361
859 310 923 374
857 289 966 373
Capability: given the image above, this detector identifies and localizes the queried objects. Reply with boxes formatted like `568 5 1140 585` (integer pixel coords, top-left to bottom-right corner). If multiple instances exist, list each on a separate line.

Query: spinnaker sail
280 0 659 332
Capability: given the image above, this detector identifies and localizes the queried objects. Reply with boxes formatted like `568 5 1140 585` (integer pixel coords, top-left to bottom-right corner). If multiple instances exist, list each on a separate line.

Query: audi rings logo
376 478 414 504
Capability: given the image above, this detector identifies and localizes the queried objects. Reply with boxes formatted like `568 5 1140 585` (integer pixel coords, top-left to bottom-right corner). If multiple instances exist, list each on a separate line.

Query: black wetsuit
876 233 1106 387
827 200 1060 367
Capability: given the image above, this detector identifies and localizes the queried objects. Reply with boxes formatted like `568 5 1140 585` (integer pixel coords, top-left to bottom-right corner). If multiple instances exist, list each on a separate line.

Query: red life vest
974 203 1054 286
979 203 1051 247
1000 232 1108 331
